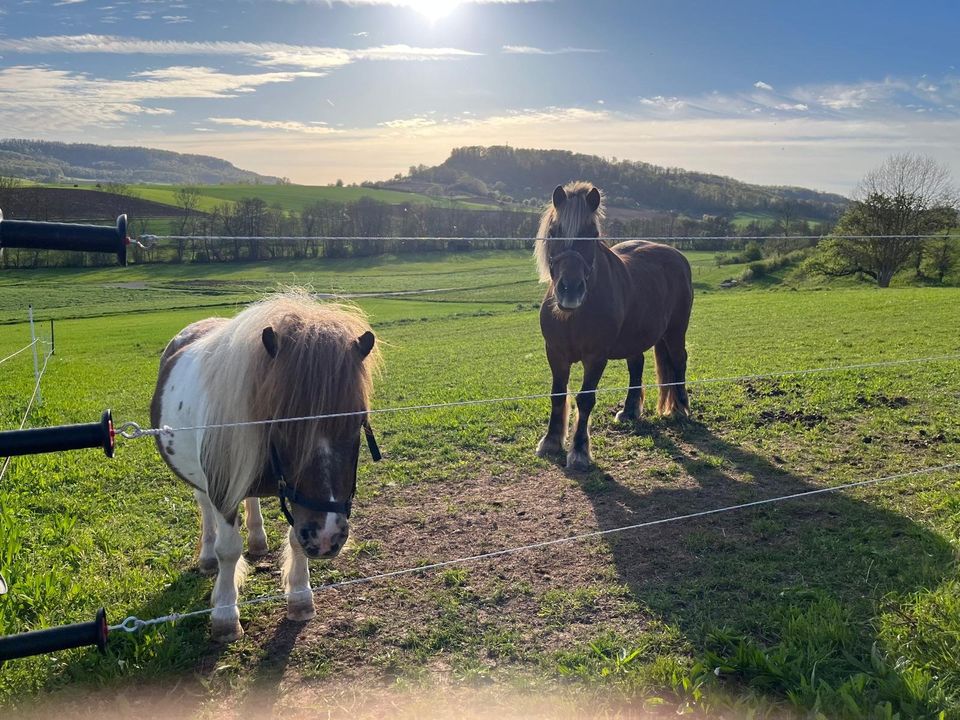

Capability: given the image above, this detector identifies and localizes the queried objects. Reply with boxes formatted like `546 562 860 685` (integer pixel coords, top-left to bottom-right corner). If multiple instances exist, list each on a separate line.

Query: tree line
0 181 814 269
1 154 956 287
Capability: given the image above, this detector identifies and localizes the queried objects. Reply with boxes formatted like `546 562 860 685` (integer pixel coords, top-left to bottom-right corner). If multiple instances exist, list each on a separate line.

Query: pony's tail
654 340 690 417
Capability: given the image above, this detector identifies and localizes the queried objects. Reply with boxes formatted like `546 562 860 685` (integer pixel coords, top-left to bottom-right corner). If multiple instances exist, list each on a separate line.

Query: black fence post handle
0 409 116 458
0 209 128 266
0 609 108 663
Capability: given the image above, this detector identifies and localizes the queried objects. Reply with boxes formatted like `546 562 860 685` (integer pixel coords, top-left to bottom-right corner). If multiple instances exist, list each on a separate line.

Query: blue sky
0 0 958 193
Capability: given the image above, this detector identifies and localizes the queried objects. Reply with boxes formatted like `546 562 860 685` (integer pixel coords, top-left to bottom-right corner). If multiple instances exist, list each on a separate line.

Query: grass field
1 249 958 718
48 183 505 214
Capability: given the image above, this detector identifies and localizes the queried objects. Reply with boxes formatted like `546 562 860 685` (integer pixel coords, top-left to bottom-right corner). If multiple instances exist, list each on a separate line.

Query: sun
404 0 460 22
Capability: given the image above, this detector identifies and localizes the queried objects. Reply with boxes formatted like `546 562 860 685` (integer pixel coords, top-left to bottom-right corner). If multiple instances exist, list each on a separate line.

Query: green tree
807 154 958 287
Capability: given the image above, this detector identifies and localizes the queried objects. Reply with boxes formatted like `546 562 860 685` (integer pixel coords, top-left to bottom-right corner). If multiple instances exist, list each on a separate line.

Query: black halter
271 419 381 527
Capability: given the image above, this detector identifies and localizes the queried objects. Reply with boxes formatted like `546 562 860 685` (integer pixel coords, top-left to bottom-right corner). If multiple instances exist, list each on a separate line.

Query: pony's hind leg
244 497 269 557
210 510 248 642
568 357 608 470
195 490 219 575
654 332 690 418
537 354 571 456
282 528 316 621
615 355 645 422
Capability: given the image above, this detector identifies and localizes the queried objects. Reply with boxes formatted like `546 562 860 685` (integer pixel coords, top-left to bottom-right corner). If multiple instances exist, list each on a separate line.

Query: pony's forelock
198 291 380 514
534 181 605 283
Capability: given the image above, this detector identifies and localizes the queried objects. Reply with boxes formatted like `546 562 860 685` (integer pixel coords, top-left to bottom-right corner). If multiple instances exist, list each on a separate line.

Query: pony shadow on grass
566 417 954 709
50 556 306 717
12 567 224 718
235 615 312 718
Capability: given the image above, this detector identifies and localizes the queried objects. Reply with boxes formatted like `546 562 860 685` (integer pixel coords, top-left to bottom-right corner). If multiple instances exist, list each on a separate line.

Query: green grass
1 250 958 717
187 184 497 211
46 182 503 213
0 249 764 325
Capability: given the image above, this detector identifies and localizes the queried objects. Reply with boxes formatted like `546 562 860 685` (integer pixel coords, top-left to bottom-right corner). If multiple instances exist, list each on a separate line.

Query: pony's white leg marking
210 510 247 642
195 490 219 575
244 497 268 557
282 527 316 622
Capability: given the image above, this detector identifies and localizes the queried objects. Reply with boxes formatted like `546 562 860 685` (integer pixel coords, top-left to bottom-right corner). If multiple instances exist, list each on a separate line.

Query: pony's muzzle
555 279 587 310
297 516 349 558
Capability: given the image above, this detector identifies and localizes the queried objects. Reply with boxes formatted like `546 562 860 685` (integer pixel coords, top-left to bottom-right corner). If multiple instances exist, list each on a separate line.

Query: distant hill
380 146 848 221
0 139 278 185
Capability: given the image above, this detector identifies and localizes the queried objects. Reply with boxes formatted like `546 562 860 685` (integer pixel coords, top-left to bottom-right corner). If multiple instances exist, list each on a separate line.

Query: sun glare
405 0 460 22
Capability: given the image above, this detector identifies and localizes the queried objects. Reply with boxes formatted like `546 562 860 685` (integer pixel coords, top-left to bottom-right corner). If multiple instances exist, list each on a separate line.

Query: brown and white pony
535 182 693 470
150 293 381 642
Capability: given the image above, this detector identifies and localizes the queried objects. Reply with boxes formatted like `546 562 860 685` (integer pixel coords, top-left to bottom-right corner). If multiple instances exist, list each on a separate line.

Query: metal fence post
28 305 41 405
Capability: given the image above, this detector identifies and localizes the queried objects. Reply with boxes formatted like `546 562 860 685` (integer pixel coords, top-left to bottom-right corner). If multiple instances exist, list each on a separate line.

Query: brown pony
535 182 693 470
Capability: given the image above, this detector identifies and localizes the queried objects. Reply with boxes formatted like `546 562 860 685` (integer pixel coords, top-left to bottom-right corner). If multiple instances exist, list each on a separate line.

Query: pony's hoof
615 409 639 423
246 538 269 558
537 435 565 457
211 618 243 643
566 449 593 471
287 600 316 622
286 588 315 621
198 556 219 575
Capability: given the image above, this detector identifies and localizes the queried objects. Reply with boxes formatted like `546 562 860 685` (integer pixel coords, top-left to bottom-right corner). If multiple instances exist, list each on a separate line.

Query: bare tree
0 176 23 224
173 186 202 262
808 154 958 287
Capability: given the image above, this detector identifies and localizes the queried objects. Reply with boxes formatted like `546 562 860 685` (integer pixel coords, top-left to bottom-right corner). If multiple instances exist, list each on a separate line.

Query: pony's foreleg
244 497 269 557
568 357 608 471
195 490 219 575
282 528 316 621
210 510 247 642
537 356 571 456
615 355 646 422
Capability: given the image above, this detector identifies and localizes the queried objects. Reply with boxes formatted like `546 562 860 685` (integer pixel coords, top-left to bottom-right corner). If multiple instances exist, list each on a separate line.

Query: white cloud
638 95 686 112
271 0 543 4
378 116 438 129
162 15 191 23
794 78 908 111
0 65 323 132
53 0 87 5
501 45 602 55
631 75 960 121
208 117 340 134
0 35 481 70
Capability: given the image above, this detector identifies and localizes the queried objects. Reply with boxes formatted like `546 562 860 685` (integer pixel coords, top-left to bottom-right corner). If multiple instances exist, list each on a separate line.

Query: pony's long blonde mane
534 181 605 283
197 291 381 514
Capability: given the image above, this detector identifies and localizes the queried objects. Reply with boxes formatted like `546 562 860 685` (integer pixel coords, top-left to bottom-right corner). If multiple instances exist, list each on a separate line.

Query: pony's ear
586 187 601 212
262 326 279 358
552 185 567 209
355 330 375 359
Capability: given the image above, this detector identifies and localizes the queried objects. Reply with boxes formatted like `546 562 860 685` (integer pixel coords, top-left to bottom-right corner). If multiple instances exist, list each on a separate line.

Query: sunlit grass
1 251 958 717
